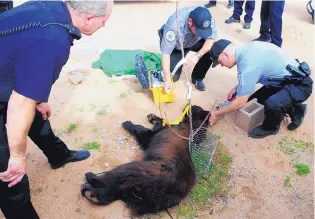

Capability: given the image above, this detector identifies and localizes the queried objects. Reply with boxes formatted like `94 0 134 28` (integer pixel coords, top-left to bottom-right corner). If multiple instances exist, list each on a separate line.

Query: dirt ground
1 1 314 219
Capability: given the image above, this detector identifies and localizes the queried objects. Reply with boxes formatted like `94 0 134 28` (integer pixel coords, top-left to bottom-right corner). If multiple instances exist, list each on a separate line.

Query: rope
175 0 194 139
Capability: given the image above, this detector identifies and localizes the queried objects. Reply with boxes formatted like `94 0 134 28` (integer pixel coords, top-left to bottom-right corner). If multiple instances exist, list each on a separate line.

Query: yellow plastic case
148 70 175 104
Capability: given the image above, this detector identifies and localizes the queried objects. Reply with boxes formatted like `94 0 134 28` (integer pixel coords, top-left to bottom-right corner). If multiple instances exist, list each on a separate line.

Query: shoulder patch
165 31 176 42
211 18 215 28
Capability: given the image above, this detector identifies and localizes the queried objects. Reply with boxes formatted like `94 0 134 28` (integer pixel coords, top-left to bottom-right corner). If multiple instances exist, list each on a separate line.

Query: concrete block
235 98 265 132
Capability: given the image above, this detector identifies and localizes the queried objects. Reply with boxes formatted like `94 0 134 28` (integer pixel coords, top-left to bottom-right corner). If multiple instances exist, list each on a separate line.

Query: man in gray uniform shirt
158 6 217 91
208 39 312 138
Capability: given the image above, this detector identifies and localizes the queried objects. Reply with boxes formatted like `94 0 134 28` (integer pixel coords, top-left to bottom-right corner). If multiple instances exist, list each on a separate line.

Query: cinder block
235 98 265 132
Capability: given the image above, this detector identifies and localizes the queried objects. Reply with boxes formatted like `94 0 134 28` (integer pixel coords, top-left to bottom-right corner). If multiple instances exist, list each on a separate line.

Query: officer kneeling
158 6 217 92
209 39 313 138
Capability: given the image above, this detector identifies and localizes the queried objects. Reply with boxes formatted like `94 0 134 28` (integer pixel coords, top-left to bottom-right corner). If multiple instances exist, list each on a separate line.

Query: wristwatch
197 52 202 59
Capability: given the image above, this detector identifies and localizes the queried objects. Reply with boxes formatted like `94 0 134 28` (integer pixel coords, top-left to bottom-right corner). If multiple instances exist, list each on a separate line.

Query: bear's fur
81 105 210 216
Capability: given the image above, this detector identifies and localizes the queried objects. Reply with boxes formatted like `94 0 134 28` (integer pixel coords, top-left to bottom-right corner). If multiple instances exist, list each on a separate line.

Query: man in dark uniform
158 6 218 92
0 0 13 13
208 39 312 138
254 1 285 48
0 0 113 218
225 0 256 29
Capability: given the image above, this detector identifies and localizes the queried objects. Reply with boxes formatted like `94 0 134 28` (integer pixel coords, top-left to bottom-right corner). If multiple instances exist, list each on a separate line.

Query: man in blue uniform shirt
208 39 313 138
158 6 218 92
0 0 113 218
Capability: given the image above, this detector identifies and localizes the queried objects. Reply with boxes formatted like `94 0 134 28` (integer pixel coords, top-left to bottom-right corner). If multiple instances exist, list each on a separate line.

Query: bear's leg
122 121 153 150
147 114 164 132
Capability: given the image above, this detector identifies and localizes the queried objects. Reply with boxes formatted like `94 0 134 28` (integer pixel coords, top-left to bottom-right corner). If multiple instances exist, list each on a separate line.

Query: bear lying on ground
80 105 211 216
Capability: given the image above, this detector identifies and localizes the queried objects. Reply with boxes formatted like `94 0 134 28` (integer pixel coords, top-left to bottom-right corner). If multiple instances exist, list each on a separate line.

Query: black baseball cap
210 39 232 68
189 7 213 39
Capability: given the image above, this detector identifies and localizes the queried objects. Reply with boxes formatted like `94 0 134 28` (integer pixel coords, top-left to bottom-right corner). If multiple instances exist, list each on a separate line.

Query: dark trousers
259 0 285 47
248 77 313 130
232 0 256 23
170 40 213 82
0 1 13 13
0 102 71 219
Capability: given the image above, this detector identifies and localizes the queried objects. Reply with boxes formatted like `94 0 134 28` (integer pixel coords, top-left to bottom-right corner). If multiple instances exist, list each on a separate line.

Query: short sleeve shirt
160 6 217 55
0 0 75 102
235 41 299 96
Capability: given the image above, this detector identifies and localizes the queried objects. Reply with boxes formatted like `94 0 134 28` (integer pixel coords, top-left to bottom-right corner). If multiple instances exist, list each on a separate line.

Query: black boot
51 150 90 169
287 104 307 130
248 125 280 139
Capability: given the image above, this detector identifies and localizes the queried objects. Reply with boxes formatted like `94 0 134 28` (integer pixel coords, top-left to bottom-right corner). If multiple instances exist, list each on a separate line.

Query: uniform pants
170 40 213 82
0 1 13 13
232 0 255 23
0 102 71 219
259 1 285 47
248 77 313 130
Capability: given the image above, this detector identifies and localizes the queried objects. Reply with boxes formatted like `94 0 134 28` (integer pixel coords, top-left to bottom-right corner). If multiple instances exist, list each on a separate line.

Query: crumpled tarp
92 49 162 77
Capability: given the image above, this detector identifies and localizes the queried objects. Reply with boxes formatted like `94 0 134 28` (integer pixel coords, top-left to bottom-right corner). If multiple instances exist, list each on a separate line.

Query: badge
166 30 176 42
203 20 210 28
211 18 215 28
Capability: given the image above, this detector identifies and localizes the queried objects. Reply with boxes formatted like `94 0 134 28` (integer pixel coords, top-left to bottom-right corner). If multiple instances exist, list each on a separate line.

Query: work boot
227 0 234 8
287 104 307 130
253 35 271 43
192 78 206 91
225 16 240 24
204 2 216 8
248 125 280 139
244 22 251 29
51 150 91 169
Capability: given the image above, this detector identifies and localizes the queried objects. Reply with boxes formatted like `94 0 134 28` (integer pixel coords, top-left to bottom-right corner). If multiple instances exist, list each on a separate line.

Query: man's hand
36 103 51 120
0 156 27 187
227 86 237 101
163 80 172 93
209 111 219 124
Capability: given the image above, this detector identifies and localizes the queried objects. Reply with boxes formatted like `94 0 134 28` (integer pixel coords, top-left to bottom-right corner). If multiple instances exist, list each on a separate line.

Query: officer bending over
209 40 313 139
0 0 113 218
158 6 217 92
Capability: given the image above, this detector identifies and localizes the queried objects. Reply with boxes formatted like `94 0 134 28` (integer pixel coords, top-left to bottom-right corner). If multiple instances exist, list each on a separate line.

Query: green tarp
92 49 162 77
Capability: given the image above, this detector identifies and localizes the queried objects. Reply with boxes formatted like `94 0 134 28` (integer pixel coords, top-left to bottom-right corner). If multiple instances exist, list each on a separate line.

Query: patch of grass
191 149 210 175
97 106 110 115
295 163 310 176
174 142 232 216
120 92 128 99
136 89 144 93
78 106 84 112
108 79 118 84
67 123 78 133
176 206 196 218
82 141 101 150
284 176 291 187
217 134 223 140
278 137 312 155
92 128 98 133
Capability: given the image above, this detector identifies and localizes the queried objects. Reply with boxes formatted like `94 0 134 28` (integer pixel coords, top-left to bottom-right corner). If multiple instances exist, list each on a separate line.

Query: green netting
92 49 162 77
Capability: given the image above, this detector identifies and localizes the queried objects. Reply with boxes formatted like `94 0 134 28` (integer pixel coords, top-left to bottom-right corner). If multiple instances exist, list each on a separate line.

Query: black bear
81 105 211 216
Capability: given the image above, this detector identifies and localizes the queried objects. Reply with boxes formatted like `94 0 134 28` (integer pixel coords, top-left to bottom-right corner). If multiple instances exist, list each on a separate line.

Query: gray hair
66 0 109 16
223 43 236 55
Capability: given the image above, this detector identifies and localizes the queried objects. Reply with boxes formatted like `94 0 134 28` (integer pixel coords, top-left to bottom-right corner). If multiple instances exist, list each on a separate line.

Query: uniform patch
203 20 210 28
165 31 176 42
211 18 215 28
